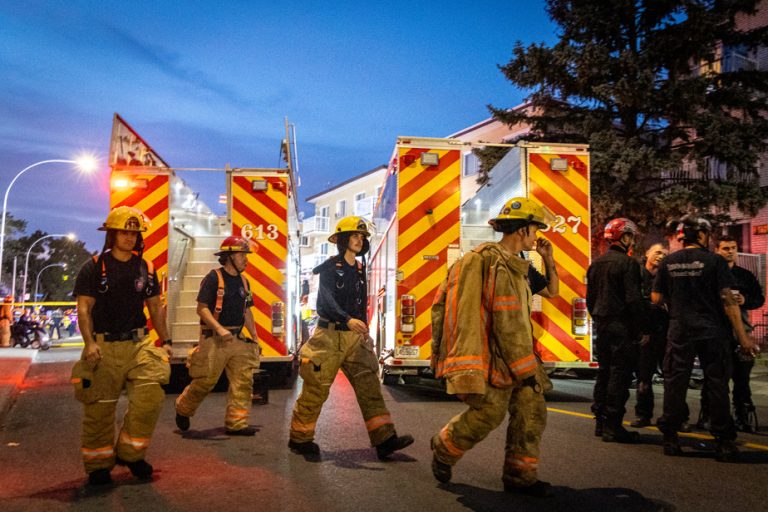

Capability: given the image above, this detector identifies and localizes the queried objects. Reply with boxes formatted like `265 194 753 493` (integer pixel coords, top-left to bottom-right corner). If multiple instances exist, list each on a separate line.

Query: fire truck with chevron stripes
107 114 301 386
368 137 593 384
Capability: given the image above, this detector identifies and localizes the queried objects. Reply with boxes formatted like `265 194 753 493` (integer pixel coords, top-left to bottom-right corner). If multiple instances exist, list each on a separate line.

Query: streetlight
33 263 66 305
0 156 97 288
21 233 76 305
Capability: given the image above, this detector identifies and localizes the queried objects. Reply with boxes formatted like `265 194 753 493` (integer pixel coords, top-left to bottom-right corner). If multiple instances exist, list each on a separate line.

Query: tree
487 0 768 239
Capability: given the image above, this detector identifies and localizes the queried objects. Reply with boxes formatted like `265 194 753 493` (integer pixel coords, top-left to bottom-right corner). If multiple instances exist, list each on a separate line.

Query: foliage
485 0 768 236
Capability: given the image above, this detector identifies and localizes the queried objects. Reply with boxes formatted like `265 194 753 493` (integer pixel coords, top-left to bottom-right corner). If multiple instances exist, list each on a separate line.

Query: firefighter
288 216 414 460
653 216 759 461
430 197 555 497
0 295 12 347
175 236 260 436
587 218 646 443
71 206 172 486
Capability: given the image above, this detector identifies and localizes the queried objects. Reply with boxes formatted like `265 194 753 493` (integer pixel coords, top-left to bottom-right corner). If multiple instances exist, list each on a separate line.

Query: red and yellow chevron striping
396 148 461 358
110 172 170 344
528 152 591 362
231 176 288 358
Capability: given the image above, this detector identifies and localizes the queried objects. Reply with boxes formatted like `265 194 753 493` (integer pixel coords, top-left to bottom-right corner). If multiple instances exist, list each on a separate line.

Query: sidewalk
0 347 36 427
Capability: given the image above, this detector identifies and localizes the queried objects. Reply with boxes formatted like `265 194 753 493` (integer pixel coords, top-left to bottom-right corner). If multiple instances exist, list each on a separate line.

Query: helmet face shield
215 235 254 256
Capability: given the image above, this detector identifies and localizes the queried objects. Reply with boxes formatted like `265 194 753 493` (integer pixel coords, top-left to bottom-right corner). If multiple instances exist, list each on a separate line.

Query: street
1 348 767 512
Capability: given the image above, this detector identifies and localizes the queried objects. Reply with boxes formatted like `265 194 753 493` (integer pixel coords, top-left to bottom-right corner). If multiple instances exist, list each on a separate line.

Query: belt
98 328 147 342
201 327 242 338
318 319 349 331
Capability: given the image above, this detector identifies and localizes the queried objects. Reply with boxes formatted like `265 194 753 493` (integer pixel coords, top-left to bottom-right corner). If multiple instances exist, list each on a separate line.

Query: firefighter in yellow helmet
71 206 172 486
175 236 260 436
289 216 414 459
430 197 555 497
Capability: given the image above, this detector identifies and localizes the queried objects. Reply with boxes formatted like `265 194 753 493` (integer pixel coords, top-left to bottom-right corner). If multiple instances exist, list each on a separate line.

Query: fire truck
367 137 593 384
106 114 301 385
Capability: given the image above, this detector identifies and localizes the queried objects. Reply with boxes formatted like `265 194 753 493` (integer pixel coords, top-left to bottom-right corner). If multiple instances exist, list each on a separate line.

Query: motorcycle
11 320 51 350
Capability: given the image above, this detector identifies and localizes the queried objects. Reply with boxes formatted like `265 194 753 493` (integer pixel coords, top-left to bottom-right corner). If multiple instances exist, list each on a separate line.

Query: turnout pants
432 383 547 487
634 330 666 420
657 336 735 440
176 332 260 430
71 337 170 473
289 324 395 446
591 321 639 430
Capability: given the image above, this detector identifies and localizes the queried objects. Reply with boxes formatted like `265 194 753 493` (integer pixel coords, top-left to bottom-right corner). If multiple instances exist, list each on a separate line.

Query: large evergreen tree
488 0 768 235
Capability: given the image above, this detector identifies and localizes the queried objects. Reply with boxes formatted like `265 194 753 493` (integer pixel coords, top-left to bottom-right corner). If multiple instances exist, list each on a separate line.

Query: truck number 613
541 215 582 235
241 223 278 240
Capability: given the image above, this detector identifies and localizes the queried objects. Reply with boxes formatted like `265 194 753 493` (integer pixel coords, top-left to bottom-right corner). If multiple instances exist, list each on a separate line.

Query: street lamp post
33 263 66 305
21 233 75 305
0 157 96 288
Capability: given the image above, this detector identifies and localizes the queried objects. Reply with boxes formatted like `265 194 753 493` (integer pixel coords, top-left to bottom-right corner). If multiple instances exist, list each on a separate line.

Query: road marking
55 342 84 348
546 406 768 452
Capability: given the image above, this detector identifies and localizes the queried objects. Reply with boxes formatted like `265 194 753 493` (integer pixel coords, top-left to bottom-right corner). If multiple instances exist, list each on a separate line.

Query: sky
0 0 555 251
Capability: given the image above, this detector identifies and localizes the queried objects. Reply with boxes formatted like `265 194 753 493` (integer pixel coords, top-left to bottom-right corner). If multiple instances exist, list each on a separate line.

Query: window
463 152 479 177
320 242 329 256
299 236 309 247
335 200 346 219
319 206 329 218
355 192 366 201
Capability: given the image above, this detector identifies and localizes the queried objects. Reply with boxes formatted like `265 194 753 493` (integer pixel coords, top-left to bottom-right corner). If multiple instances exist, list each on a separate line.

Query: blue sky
0 0 554 250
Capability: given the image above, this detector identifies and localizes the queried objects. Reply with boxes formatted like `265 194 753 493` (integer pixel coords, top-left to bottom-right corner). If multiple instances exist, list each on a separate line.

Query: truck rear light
400 295 415 333
271 301 284 335
572 298 588 335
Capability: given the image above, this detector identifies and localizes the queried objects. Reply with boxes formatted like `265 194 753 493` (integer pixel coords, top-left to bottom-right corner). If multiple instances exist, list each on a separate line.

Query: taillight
572 298 588 335
400 294 415 333
271 301 284 335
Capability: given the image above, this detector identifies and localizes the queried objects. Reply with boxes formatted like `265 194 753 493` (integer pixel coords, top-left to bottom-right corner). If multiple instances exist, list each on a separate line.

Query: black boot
663 431 682 456
696 409 711 431
594 416 604 437
226 426 257 436
175 413 190 432
288 439 320 455
602 425 640 443
504 480 553 498
715 439 739 463
430 437 452 483
116 457 153 480
376 433 414 460
87 468 112 486
734 405 755 433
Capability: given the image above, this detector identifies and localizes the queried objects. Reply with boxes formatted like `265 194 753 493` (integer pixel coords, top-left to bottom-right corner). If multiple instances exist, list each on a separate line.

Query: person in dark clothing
587 218 646 443
653 216 759 462
701 236 765 433
525 237 559 298
630 243 669 428
288 216 413 460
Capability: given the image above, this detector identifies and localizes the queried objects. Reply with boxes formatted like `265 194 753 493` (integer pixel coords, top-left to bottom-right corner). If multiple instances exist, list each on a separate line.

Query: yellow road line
546 406 768 452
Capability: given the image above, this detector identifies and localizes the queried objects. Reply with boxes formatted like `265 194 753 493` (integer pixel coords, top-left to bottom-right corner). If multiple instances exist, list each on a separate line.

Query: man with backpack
430 197 555 497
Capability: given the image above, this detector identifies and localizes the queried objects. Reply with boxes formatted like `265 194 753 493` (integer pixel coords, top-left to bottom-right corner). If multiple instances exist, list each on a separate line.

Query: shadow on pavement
440 483 674 512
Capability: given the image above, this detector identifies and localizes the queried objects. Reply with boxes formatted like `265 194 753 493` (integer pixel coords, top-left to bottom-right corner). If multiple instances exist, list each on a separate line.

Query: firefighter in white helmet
288 216 414 460
175 236 260 436
71 206 172 486
430 198 555 497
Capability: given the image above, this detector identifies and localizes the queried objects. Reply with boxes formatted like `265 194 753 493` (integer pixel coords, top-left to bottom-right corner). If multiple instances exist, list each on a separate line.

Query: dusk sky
1 1 555 251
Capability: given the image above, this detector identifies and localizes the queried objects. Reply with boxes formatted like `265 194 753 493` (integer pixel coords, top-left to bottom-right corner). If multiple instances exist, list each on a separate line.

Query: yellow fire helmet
328 216 373 243
489 197 555 230
97 206 150 232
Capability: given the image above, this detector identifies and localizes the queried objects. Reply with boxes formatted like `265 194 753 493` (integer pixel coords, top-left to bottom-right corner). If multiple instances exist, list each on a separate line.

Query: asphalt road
1 348 767 512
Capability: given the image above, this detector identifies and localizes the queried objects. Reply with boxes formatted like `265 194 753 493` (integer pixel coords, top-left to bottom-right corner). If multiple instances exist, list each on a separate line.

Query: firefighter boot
630 417 652 428
696 409 711 431
87 469 112 486
715 439 740 463
734 404 755 433
430 437 452 483
226 426 257 436
376 433 414 460
175 413 190 432
663 431 682 456
288 440 320 456
116 457 153 480
602 425 640 443
594 416 604 437
504 480 553 498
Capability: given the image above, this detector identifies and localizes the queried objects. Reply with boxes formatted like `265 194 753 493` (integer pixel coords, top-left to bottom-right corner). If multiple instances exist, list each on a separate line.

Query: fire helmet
98 206 149 232
676 215 712 243
328 216 372 243
604 218 639 242
215 236 253 256
488 197 555 230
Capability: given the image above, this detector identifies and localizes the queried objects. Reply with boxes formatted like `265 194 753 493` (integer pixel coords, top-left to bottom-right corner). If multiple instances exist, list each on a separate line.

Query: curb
0 349 35 428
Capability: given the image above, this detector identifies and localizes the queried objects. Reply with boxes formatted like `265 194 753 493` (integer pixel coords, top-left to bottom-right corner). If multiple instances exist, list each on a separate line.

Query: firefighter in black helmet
653 215 759 462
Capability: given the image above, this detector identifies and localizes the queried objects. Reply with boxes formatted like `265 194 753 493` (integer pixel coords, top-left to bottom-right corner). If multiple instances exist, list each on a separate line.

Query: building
300 165 387 307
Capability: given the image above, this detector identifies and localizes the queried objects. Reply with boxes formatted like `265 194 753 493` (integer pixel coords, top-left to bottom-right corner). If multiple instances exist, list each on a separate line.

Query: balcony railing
303 216 330 234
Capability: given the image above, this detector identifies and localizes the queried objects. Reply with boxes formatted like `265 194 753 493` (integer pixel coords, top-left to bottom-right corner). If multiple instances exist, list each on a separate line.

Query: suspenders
211 268 251 321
